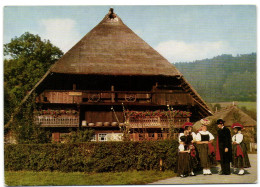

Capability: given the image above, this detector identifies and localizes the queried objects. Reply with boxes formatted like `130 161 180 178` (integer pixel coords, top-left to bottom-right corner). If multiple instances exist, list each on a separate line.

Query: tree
4 32 63 125
4 32 63 143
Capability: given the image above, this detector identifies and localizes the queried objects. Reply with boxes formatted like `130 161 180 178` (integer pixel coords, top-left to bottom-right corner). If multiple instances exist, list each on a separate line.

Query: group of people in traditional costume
176 118 251 178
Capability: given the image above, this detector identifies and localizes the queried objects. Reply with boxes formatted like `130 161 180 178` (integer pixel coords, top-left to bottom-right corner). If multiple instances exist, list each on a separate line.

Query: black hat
216 119 225 125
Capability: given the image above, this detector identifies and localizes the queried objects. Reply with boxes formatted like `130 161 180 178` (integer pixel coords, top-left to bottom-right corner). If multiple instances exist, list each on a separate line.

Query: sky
0 2 259 186
3 5 256 62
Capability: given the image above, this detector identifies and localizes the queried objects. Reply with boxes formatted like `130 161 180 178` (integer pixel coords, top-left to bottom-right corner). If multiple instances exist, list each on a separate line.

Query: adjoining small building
194 105 256 130
29 9 212 142
194 105 256 149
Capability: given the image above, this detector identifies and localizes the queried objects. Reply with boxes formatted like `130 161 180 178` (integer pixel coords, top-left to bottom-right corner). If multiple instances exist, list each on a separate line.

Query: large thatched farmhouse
31 9 212 142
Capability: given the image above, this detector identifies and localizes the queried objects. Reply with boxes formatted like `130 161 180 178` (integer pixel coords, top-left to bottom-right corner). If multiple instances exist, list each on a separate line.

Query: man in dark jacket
216 119 232 175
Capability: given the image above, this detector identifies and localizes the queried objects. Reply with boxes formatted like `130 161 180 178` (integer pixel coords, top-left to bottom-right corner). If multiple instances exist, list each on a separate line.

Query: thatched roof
5 9 213 128
48 9 211 113
193 105 256 131
50 9 182 77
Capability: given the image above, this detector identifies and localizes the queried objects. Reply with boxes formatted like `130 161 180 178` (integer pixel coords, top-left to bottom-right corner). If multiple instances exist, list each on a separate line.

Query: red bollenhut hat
200 118 210 126
231 123 244 129
182 122 193 129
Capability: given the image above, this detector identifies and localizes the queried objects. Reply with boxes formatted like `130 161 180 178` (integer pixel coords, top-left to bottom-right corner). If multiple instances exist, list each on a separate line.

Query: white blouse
232 133 243 144
178 144 185 152
178 132 197 142
196 131 214 141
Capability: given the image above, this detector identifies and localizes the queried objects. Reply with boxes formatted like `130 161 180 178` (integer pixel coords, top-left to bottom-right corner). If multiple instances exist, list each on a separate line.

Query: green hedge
4 140 178 172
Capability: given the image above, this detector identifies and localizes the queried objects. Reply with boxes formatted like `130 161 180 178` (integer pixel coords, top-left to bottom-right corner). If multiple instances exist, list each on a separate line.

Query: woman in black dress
196 119 215 175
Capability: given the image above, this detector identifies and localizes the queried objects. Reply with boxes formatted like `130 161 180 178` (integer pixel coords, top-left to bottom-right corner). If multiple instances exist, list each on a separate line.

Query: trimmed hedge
4 140 178 172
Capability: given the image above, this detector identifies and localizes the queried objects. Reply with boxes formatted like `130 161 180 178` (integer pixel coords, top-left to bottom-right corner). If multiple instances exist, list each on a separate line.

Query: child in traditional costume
196 119 215 175
176 136 192 177
178 122 198 176
231 123 251 175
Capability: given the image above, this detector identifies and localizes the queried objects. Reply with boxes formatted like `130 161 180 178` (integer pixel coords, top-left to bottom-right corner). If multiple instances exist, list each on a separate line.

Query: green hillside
174 53 256 103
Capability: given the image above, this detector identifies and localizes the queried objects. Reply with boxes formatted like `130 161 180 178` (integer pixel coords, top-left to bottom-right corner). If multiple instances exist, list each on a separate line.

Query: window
138 133 145 141
148 133 155 140
98 133 107 141
157 133 163 140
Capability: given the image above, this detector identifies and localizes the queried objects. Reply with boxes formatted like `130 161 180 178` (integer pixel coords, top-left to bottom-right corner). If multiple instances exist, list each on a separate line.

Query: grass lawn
211 101 256 111
5 170 177 186
237 102 256 111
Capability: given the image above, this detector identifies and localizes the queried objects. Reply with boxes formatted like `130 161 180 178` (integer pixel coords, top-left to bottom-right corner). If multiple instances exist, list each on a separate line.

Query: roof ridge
50 9 182 77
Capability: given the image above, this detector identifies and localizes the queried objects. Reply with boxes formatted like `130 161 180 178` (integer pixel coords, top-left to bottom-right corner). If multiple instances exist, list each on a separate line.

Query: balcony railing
35 116 79 127
35 116 188 128
129 132 179 141
36 90 193 106
127 117 189 128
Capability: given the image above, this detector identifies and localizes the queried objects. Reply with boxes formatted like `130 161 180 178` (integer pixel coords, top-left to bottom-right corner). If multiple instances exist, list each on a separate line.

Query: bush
213 103 222 112
4 140 178 172
64 129 95 143
9 95 51 144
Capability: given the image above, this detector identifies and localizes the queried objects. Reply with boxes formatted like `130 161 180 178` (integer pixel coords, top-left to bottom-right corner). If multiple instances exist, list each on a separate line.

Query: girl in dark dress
231 123 251 175
176 136 192 177
178 122 198 176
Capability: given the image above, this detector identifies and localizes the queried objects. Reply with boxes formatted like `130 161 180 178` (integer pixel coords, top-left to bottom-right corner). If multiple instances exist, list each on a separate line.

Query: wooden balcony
36 90 194 106
129 132 179 141
127 117 189 128
35 116 79 127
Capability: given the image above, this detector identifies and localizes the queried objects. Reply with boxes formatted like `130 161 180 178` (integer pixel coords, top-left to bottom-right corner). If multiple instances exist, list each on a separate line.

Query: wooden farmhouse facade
31 9 212 142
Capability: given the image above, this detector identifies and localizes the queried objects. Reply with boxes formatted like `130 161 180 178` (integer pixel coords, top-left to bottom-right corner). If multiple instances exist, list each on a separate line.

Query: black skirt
176 152 192 176
197 144 216 168
232 142 251 168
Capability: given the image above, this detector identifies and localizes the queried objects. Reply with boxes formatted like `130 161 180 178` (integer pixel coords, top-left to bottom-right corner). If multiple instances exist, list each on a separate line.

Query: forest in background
174 53 256 103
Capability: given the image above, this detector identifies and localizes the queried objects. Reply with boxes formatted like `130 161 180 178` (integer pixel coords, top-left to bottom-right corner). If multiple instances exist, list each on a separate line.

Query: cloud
155 40 234 62
39 18 81 53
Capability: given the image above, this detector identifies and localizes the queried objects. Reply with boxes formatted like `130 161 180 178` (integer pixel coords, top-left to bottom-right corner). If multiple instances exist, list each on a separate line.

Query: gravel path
151 154 257 184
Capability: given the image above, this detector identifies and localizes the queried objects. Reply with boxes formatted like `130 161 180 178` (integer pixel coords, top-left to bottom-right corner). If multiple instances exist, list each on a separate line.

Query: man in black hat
216 119 232 175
